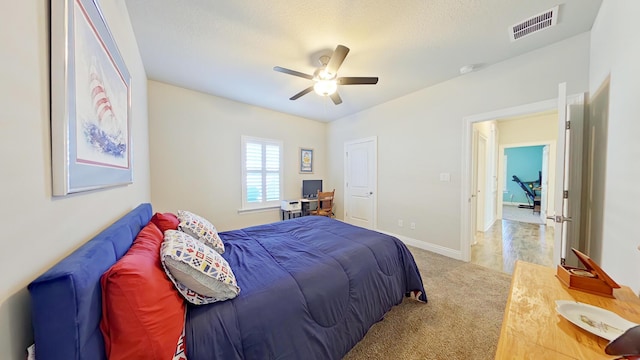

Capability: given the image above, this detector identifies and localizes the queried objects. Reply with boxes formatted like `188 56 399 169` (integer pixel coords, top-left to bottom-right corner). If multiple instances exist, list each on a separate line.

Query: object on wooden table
556 248 620 298
606 325 640 359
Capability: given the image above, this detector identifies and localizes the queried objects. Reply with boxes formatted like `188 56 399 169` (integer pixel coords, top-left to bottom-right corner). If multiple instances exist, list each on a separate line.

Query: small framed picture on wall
300 148 313 174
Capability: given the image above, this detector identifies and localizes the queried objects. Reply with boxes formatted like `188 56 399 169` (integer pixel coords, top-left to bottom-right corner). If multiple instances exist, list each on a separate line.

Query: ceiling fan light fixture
313 79 337 96
320 71 332 80
314 67 334 80
274 44 377 104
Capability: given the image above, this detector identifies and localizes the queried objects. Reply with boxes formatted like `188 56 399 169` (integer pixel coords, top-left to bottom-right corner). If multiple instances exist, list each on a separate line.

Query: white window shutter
241 136 282 209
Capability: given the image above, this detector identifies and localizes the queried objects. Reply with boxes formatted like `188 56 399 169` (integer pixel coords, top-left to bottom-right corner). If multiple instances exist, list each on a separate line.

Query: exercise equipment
512 172 541 213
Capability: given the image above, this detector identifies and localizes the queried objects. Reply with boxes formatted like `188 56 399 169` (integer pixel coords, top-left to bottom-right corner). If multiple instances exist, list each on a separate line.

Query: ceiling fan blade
325 45 350 76
330 92 342 105
337 77 379 85
290 86 314 100
274 66 313 80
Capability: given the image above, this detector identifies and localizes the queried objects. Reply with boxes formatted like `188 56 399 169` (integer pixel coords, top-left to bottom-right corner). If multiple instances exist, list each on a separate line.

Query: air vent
509 6 559 41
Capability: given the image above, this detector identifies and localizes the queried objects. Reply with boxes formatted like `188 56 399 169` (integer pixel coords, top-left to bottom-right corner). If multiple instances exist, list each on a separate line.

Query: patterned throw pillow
172 323 187 360
161 230 240 305
176 210 225 254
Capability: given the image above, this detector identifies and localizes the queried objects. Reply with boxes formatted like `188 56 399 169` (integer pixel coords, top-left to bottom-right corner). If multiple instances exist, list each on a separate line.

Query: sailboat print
82 56 127 158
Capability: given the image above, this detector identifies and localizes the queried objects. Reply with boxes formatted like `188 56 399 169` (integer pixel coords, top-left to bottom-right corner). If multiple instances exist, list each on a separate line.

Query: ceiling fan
273 45 378 105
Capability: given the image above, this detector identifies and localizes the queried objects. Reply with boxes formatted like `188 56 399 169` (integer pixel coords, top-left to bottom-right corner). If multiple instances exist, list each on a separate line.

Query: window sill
237 205 280 214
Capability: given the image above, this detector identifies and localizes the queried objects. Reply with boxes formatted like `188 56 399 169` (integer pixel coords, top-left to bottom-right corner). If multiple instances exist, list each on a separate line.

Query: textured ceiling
125 0 602 122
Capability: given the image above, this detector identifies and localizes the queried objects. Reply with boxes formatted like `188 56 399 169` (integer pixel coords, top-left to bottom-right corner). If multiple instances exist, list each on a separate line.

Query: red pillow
100 222 186 360
150 212 180 232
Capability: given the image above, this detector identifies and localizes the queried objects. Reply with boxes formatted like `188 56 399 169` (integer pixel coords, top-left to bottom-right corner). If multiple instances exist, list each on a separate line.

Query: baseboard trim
483 218 497 232
377 230 463 261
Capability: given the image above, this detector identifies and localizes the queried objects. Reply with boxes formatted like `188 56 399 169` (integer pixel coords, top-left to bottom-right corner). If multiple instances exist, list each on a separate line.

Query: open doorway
463 91 586 273
470 111 558 274
501 143 547 225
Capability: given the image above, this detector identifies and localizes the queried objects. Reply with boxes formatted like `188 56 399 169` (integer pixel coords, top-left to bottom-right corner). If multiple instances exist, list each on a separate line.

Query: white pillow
176 210 225 254
161 230 240 305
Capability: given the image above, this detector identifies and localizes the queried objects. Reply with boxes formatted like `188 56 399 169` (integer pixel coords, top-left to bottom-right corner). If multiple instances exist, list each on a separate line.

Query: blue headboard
28 203 152 360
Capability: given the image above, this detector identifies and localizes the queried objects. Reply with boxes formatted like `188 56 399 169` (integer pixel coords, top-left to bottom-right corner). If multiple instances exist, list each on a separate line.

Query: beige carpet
343 246 512 360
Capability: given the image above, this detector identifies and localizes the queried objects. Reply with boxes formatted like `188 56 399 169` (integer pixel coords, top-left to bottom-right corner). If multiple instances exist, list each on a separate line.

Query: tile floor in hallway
471 217 554 275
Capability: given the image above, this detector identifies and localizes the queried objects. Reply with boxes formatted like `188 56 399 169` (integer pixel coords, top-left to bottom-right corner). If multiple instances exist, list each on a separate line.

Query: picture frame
51 0 132 196
300 148 314 174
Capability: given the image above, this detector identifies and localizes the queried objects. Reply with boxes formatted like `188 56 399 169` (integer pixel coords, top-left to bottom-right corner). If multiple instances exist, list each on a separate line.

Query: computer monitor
302 180 322 199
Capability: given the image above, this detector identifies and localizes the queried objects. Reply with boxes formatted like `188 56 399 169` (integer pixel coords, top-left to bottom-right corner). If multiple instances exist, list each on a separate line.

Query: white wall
328 33 590 257
148 81 327 231
498 113 558 145
589 0 640 294
0 1 150 359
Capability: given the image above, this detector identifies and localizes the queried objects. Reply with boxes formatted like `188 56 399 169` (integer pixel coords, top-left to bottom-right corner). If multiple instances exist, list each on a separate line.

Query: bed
29 203 427 360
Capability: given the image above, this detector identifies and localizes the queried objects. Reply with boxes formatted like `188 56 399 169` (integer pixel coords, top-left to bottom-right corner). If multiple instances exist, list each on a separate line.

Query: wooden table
495 261 640 359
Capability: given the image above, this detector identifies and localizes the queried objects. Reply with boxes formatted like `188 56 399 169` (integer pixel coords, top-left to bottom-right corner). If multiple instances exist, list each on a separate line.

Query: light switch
439 173 451 182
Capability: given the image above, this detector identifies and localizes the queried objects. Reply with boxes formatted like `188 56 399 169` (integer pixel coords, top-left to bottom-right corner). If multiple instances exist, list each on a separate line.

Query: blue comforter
185 216 427 360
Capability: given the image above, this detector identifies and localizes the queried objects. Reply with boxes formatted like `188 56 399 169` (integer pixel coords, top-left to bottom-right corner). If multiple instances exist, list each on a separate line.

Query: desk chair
310 189 335 217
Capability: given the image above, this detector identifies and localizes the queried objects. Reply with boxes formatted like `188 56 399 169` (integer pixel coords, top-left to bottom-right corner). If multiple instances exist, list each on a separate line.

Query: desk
299 198 318 216
495 261 640 359
280 209 301 220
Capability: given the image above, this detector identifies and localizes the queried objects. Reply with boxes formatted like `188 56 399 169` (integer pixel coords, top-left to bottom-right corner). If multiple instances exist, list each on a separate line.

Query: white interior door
551 83 584 267
344 137 377 229
540 145 549 222
476 135 487 231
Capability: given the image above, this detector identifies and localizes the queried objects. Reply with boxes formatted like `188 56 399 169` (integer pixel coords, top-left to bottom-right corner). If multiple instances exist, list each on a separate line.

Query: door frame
343 136 378 229
461 97 570 262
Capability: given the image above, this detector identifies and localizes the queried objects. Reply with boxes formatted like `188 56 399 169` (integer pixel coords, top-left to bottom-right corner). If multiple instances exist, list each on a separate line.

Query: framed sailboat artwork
51 0 132 196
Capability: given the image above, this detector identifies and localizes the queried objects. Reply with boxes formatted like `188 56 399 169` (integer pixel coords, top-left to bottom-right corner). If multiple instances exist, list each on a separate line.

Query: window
241 136 283 210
